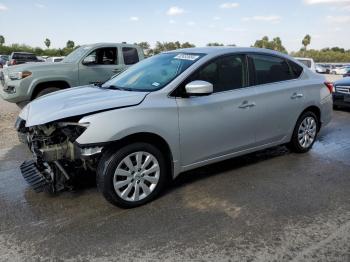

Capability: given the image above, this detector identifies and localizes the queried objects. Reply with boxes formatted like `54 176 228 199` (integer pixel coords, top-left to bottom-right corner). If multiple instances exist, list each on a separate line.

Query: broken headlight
57 122 90 142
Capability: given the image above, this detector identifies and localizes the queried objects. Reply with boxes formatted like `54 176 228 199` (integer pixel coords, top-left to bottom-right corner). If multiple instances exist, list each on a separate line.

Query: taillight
324 82 334 93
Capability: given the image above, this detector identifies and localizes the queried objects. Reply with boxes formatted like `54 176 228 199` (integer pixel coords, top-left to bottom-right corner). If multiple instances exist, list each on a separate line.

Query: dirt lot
0 75 349 261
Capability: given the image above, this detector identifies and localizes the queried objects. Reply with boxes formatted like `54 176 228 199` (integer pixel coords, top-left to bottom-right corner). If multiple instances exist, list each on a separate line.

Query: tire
288 111 319 153
97 142 168 208
35 87 61 99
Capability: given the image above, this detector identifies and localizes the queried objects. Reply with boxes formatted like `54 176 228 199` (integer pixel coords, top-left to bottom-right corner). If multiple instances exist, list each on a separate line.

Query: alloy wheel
297 116 317 148
113 151 160 202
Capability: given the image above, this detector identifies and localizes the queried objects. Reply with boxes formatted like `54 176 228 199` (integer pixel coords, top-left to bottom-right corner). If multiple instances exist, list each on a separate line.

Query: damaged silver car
16 47 333 208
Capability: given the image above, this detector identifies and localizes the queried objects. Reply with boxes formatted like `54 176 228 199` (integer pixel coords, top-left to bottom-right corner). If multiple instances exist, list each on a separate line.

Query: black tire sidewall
97 142 167 208
290 111 319 153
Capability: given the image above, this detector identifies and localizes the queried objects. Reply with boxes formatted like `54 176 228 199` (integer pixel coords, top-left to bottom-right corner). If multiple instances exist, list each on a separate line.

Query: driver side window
187 54 246 93
83 47 118 65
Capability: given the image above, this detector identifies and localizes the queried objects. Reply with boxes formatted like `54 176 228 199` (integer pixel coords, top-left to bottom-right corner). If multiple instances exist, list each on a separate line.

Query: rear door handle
291 93 303 99
238 101 256 109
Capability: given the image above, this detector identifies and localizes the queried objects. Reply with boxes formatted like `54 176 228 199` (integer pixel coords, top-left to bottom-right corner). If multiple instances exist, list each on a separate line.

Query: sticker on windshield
174 54 200 61
152 82 160 87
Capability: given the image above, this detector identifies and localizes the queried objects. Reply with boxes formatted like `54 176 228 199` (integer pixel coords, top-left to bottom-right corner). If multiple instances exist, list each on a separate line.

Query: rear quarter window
288 60 303 78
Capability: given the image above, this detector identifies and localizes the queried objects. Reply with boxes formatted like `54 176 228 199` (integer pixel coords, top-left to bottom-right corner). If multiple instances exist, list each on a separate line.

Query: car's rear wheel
97 143 167 208
35 87 61 99
288 111 319 153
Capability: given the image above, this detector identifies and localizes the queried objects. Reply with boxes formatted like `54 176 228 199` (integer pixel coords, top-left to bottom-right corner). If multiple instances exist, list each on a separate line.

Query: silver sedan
17 47 333 208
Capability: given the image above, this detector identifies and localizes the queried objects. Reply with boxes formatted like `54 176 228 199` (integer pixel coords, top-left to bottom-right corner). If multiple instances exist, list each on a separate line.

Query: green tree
134 42 152 56
253 36 287 53
66 40 75 49
181 42 195 48
44 38 51 49
207 42 224 46
0 35 4 46
302 34 311 51
153 41 195 54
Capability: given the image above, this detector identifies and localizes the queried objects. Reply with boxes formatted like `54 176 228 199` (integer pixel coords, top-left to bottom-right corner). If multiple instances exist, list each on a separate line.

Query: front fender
76 97 181 175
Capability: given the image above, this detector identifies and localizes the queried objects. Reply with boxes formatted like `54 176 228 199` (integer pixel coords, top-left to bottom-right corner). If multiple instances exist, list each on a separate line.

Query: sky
0 0 349 52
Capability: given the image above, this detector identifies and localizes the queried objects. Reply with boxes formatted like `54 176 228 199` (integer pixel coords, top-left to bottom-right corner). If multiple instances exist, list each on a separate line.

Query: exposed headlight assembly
8 71 32 80
57 122 90 142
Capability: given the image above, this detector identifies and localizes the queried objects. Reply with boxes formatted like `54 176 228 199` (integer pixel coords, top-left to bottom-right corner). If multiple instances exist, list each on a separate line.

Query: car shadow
166 145 290 193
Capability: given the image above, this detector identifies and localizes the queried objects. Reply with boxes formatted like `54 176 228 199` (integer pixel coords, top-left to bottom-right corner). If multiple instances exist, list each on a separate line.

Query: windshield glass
62 46 91 63
102 52 205 91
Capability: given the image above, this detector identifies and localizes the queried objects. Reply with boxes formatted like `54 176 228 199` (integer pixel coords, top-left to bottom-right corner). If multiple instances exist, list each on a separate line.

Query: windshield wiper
101 85 133 91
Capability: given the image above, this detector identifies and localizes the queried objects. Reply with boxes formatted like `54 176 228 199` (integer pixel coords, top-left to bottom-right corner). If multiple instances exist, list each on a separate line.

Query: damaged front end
16 117 103 193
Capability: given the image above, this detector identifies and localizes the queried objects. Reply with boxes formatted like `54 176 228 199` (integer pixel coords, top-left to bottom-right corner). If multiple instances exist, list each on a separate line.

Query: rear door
176 54 257 167
248 54 304 145
78 47 124 85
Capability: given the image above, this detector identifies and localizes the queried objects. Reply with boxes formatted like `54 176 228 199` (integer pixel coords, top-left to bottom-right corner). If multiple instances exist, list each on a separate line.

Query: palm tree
44 38 51 49
302 34 311 54
0 35 4 46
66 40 75 49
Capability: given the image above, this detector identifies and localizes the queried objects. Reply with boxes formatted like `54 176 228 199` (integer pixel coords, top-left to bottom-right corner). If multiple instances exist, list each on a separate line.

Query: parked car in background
330 66 350 75
294 57 316 72
7 52 41 66
315 64 327 74
0 55 9 68
333 77 350 109
0 43 144 105
343 68 350 78
15 47 333 208
322 64 331 74
36 56 46 62
46 56 65 63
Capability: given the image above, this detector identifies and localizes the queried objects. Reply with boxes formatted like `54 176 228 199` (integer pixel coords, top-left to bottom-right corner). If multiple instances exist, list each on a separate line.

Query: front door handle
238 101 256 109
291 93 303 99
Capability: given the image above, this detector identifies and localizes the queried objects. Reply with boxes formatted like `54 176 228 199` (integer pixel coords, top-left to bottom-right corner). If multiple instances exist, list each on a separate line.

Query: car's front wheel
288 111 319 153
97 143 167 208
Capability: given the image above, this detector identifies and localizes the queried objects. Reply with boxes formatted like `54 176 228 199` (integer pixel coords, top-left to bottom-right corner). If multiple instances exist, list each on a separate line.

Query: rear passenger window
250 54 294 85
191 55 246 93
122 47 139 65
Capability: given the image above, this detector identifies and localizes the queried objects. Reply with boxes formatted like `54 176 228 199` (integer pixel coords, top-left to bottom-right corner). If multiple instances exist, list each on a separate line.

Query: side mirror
82 55 96 65
185 80 213 96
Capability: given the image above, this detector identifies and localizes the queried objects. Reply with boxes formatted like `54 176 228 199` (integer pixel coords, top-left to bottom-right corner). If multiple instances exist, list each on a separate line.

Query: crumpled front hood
20 86 148 127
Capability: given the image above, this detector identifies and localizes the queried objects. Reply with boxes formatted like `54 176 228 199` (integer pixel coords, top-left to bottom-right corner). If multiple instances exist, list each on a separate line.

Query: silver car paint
20 86 148 127
20 47 333 178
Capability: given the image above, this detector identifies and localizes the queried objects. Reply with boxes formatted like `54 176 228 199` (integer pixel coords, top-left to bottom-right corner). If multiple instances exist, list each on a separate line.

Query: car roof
81 42 140 49
166 47 293 59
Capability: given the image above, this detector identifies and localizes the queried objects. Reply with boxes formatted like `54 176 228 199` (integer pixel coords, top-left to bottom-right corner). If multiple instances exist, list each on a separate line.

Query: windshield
62 46 91 63
102 52 205 91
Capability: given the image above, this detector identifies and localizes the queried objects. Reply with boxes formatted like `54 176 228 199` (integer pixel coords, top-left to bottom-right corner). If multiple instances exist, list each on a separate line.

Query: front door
176 54 257 167
79 47 124 85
